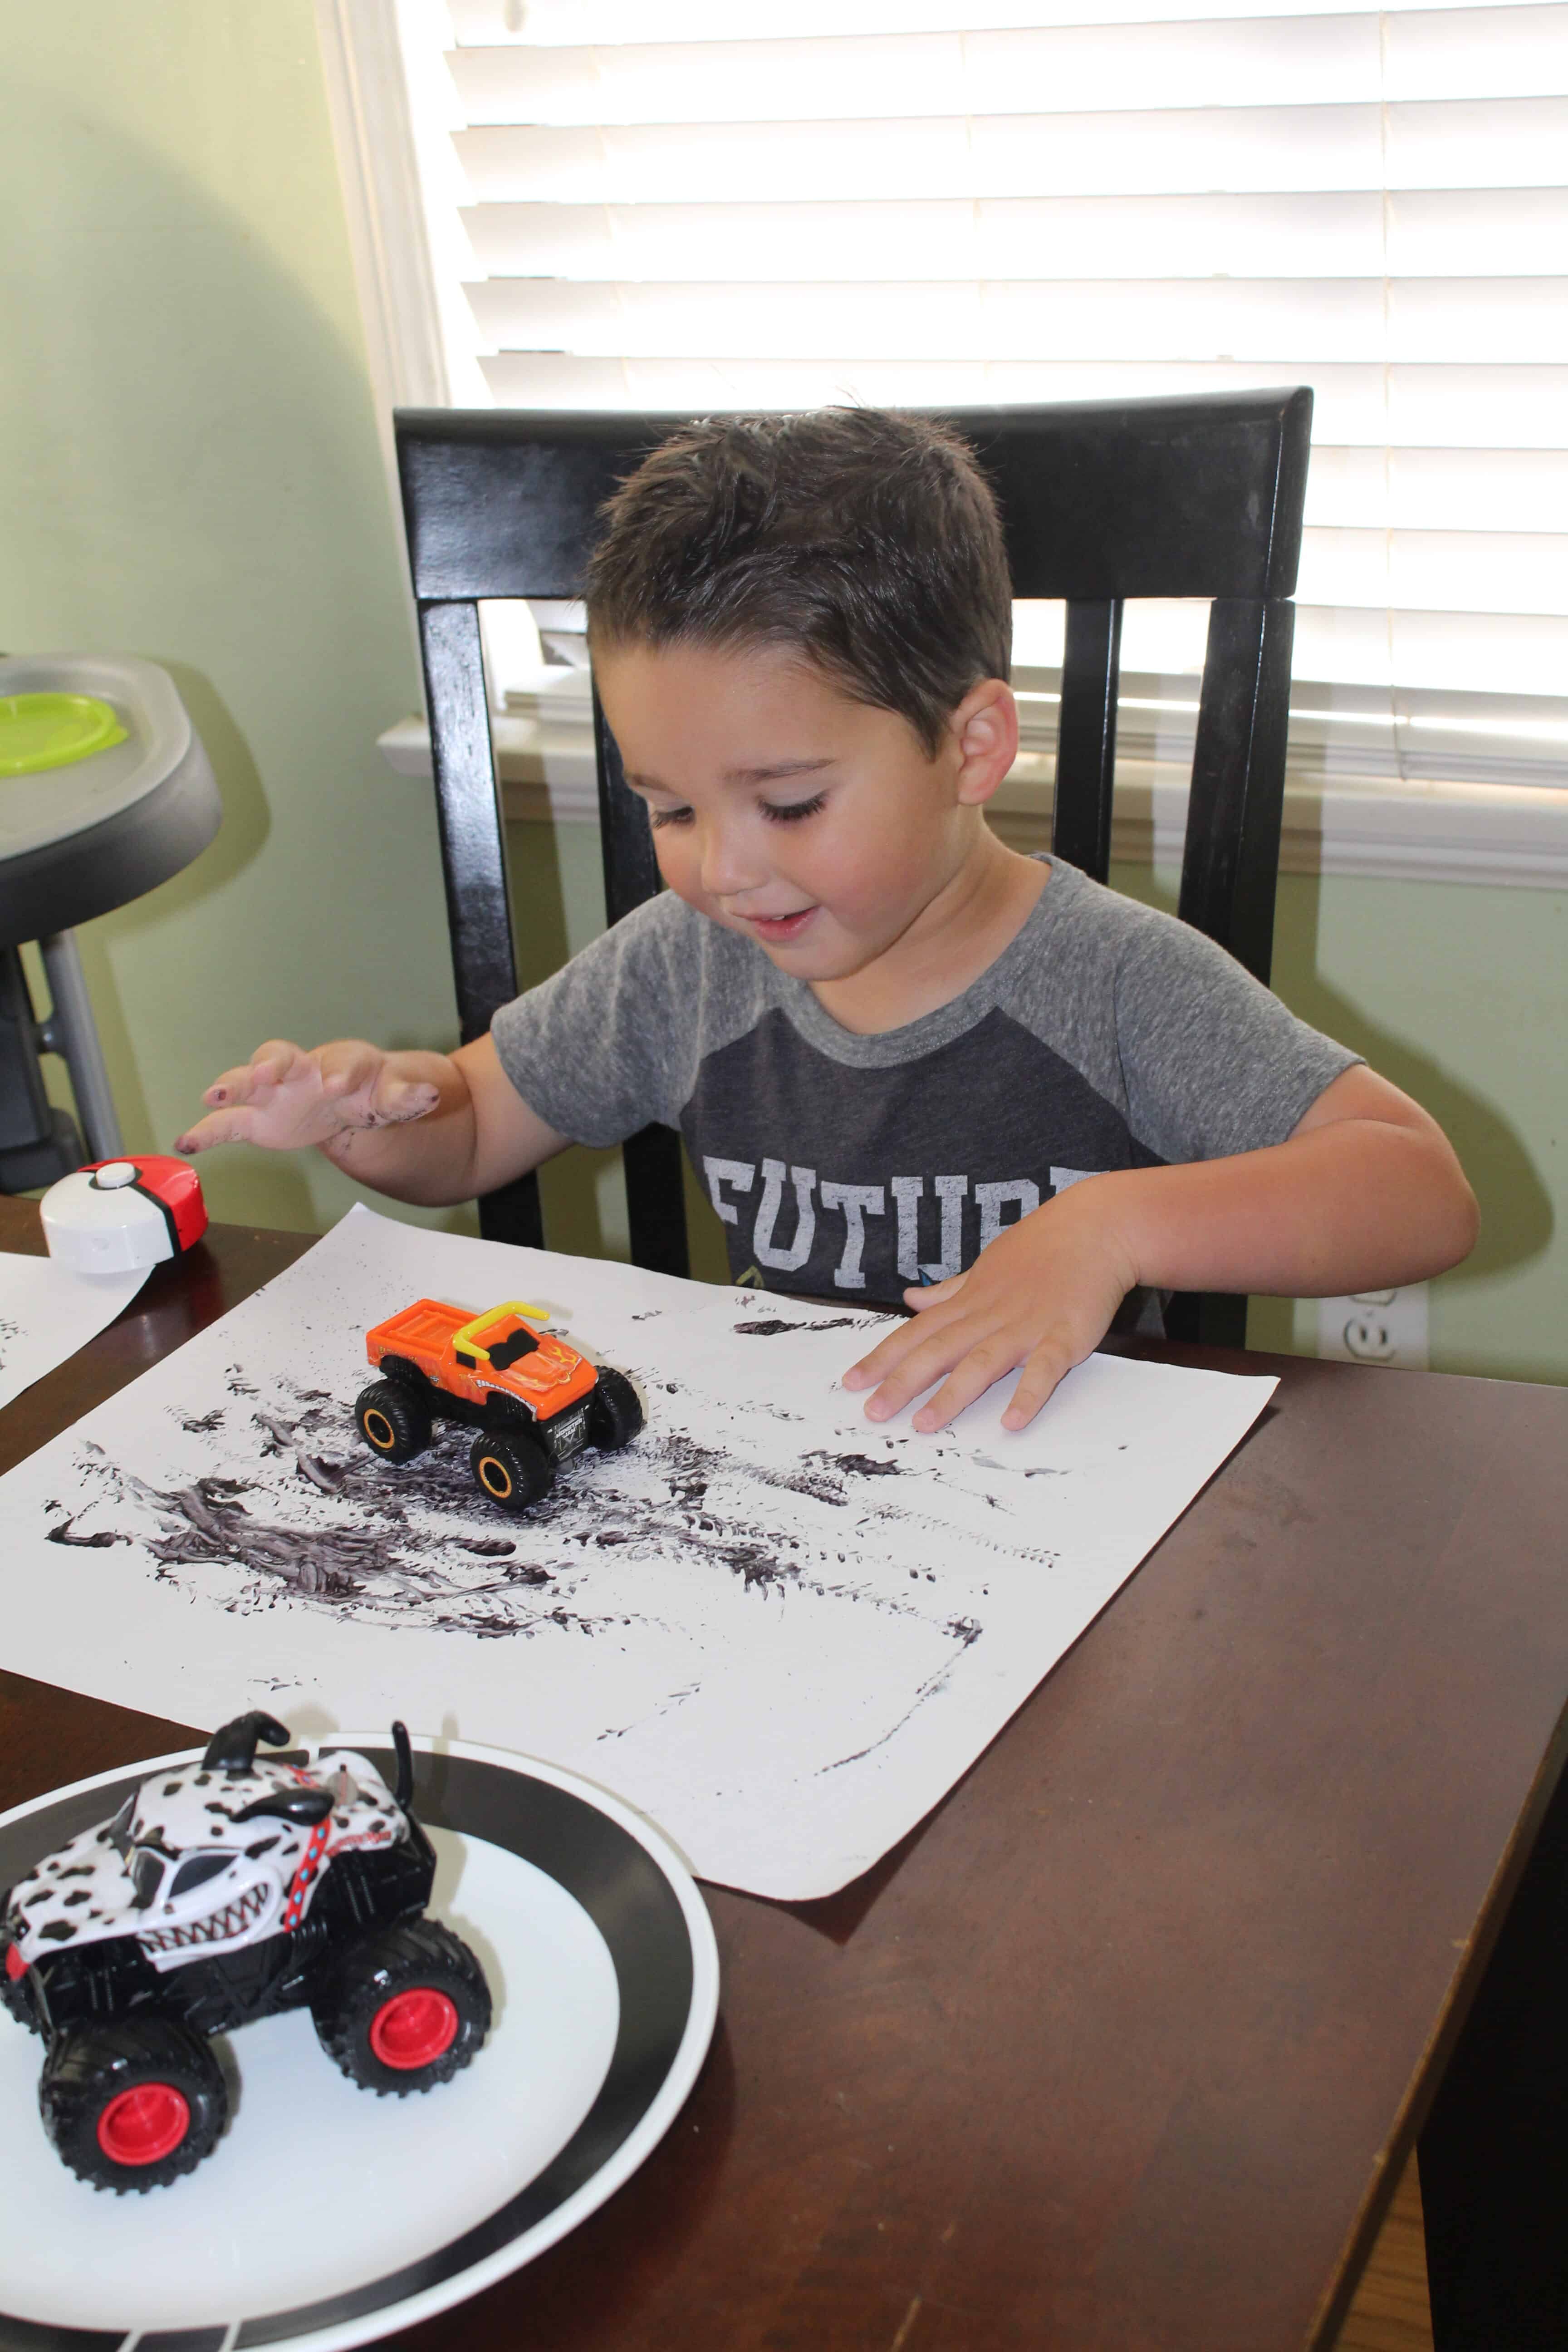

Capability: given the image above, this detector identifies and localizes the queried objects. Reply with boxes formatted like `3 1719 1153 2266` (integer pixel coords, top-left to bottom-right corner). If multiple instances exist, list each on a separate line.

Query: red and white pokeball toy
40 1156 207 1277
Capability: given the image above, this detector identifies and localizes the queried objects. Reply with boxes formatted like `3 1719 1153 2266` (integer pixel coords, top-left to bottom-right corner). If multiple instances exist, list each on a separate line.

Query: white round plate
0 1735 720 2352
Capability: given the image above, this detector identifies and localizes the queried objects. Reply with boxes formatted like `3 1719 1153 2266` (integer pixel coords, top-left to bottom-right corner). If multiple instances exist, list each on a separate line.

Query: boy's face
594 637 993 987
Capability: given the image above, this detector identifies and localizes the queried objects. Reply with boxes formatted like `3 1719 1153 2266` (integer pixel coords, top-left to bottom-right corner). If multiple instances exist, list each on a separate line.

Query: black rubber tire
380 1353 433 1398
588 1367 644 1451
356 1380 433 1465
312 1917 491 2097
469 1429 554 1513
40 2016 226 2193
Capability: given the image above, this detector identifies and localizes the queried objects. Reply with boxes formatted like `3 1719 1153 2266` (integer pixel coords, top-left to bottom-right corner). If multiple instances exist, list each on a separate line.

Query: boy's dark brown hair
583 408 1012 756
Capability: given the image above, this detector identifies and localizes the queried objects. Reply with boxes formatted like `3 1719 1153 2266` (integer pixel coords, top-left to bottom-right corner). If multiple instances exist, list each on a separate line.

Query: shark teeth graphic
137 1881 270 1955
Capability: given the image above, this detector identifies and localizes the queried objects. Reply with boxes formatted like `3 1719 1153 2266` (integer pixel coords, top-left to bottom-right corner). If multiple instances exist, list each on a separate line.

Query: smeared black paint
47 1332 1023 1680
63 1387 635 1644
733 1315 863 1337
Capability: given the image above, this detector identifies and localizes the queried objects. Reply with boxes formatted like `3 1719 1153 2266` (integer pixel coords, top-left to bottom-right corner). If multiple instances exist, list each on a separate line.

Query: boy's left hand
841 1185 1135 1433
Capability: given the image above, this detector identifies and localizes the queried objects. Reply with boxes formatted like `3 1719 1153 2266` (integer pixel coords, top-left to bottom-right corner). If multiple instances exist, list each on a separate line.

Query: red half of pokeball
80 1156 208 1253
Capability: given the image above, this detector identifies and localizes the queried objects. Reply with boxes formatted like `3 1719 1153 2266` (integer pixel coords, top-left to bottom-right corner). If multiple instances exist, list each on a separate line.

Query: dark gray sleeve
1115 911 1361 1163
490 894 702 1146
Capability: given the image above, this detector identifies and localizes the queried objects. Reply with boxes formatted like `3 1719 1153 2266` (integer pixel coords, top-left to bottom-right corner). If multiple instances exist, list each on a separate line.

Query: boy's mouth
745 907 817 945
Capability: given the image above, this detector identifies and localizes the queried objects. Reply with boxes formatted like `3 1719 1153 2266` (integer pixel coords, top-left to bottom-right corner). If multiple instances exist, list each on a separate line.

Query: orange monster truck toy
355 1299 643 1513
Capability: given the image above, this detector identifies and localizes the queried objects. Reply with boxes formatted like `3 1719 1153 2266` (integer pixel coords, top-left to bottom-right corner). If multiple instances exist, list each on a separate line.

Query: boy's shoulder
1002 856 1263 1017
1025 856 1205 956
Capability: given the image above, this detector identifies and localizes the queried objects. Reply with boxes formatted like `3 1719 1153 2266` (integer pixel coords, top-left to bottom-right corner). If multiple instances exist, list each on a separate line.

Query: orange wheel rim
479 1457 512 1498
364 1410 396 1450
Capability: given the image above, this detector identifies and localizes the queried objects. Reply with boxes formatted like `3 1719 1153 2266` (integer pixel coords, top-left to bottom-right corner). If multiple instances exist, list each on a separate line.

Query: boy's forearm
1092 1116 1479 1299
844 1069 1475 1431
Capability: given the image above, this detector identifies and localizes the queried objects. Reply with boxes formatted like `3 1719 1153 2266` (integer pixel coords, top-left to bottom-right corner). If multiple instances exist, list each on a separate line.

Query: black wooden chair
395 389 1313 1347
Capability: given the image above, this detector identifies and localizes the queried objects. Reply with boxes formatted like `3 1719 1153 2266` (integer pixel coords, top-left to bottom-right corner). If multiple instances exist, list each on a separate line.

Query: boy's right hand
175 1041 442 1157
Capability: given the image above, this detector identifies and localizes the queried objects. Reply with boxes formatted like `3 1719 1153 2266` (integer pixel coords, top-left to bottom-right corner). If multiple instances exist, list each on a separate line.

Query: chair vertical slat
1164 1289 1250 1349
1179 597 1295 987
590 684 691 1279
591 681 662 925
417 599 543 1251
1050 598 1123 883
1167 594 1294 1351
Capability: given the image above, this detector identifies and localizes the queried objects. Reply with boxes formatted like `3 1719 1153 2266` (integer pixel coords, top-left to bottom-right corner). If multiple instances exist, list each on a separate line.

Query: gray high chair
0 653 220 1186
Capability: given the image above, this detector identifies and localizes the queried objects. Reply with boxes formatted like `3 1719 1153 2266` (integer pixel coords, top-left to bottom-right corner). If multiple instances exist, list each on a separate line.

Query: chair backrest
396 391 1313 1342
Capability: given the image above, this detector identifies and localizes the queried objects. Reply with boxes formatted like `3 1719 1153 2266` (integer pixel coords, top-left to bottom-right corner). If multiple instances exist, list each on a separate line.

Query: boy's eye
648 805 694 829
762 793 827 826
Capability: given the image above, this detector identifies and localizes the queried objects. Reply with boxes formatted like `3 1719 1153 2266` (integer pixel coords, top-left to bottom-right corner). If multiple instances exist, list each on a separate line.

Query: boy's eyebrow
722 757 835 786
623 757 836 793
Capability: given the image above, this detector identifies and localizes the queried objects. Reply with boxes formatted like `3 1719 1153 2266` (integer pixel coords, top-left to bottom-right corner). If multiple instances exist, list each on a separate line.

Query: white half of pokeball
40 1161 179 1276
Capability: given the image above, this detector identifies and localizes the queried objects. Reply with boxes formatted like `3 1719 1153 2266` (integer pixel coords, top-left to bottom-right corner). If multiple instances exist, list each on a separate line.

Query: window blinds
403 0 1567 724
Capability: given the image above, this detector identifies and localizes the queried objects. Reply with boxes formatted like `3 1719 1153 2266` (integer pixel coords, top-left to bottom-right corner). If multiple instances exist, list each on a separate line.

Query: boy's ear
950 680 1019 807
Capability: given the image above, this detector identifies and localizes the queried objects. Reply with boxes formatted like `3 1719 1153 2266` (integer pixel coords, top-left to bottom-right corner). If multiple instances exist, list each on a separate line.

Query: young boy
177 409 1476 1435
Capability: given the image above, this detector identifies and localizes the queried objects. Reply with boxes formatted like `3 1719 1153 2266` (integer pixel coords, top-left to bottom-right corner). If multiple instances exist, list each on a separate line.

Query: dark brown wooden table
2 1196 1566 2352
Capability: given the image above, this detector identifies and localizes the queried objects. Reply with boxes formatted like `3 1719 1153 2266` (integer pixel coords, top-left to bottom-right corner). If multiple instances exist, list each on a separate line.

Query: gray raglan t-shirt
492 856 1358 1306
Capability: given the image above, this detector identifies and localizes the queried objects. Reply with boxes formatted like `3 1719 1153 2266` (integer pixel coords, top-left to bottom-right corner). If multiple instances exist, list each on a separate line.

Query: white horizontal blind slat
1297 528 1568 611
461 191 1568 282
447 0 1567 43
465 278 1568 365
446 11 1568 122
453 100 1568 203
1308 447 1568 530
397 0 1568 725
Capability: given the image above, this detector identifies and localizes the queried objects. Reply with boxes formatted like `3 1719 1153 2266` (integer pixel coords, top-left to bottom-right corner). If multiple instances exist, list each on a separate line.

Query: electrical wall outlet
1317 1283 1429 1370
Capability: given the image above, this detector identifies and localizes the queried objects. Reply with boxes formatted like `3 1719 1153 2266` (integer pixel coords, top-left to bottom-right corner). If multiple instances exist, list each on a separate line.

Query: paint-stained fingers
306 1044 439 1131
237 1039 313 1098
174 1104 265 1154
860 1312 1004 1423
843 1296 969 1392
198 1044 295 1110
365 1067 441 1128
909 1330 1029 1433
177 1041 336 1154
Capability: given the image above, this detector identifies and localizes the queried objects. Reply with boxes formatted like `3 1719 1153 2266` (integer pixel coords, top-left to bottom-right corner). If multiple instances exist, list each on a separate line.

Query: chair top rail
395 387 1313 609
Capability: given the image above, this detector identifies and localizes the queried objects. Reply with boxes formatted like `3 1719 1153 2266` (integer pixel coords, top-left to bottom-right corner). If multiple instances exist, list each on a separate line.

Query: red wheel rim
369 1986 459 2069
97 2082 190 2166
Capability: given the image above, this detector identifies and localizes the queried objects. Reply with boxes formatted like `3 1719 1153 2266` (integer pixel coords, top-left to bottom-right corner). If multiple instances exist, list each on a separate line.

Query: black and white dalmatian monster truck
0 1710 490 2193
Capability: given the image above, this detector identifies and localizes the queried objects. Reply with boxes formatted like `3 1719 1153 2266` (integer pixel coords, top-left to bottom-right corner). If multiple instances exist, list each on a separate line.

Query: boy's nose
697 821 765 902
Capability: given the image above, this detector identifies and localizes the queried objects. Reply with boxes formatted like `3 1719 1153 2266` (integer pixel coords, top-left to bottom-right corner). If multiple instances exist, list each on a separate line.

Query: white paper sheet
0 1208 1274 1898
0 1252 147 1411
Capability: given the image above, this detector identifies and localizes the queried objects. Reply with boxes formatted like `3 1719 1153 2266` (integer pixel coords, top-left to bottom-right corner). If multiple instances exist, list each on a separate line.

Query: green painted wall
1 0 467 1237
5 0 1560 1385
1112 862 1565 1386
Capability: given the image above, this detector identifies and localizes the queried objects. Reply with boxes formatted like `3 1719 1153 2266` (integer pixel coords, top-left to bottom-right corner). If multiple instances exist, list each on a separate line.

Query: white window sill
377 667 1568 892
